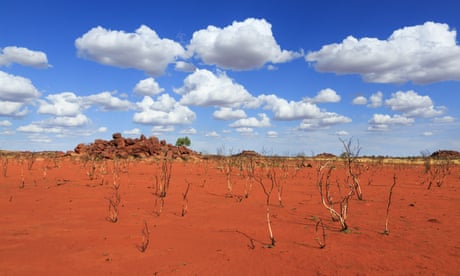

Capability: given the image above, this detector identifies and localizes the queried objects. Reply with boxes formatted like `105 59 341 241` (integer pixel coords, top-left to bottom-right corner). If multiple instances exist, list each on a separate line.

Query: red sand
0 157 459 275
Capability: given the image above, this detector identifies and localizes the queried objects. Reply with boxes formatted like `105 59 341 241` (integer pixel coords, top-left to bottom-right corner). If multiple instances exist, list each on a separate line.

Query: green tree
175 136 191 147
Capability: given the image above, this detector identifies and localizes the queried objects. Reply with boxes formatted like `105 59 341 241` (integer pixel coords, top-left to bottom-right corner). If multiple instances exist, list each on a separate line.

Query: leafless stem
383 174 397 235
137 220 150 253
256 166 276 247
181 180 191 216
315 218 326 249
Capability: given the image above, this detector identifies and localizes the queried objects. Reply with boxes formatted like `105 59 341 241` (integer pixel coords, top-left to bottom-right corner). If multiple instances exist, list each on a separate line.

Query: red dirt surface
1 157 459 275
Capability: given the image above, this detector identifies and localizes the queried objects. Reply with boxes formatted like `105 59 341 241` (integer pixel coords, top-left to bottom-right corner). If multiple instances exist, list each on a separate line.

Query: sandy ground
0 157 459 275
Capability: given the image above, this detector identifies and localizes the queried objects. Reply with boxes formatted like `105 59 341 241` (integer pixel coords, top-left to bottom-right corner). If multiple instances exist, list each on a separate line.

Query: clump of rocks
73 133 200 160
430 150 460 159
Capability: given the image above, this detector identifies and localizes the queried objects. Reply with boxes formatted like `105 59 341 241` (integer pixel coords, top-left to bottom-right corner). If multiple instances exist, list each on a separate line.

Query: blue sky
0 0 459 156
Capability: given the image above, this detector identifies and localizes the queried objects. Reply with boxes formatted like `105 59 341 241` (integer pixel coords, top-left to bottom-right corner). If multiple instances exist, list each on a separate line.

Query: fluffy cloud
267 130 278 138
432 116 455 123
298 112 351 130
368 114 414 131
133 94 196 125
17 124 62 133
152 125 174 133
0 71 40 116
84 91 135 111
205 131 220 137
0 120 12 127
188 18 300 70
229 113 270 128
133 77 165 96
175 61 196 72
352 96 367 105
368 91 383 108
180 127 197 135
0 46 50 68
124 128 141 136
304 88 341 103
0 71 40 102
38 92 82 116
306 22 460 84
175 69 254 107
43 114 90 127
75 25 185 76
259 94 321 120
213 107 247 120
385 90 443 117
0 101 28 117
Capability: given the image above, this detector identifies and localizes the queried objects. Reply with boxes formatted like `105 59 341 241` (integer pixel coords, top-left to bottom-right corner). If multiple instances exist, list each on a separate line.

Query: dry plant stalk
268 164 284 207
1 155 8 177
315 218 326 249
222 157 234 196
181 180 191 216
317 162 351 231
200 159 209 187
153 158 172 216
106 163 121 223
19 158 25 189
340 138 363 200
424 157 451 190
255 166 276 247
243 158 255 198
383 174 397 235
105 186 120 223
137 220 150 253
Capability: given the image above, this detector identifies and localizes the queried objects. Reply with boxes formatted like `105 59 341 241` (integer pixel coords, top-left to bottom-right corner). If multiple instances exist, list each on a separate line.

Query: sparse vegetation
153 158 172 216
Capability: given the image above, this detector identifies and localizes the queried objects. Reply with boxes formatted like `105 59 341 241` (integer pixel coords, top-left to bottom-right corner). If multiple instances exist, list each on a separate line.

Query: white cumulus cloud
0 71 40 102
230 113 270 128
385 90 443 117
38 92 83 116
306 21 460 84
213 107 247 120
133 77 165 96
352 96 367 105
175 69 254 107
259 94 321 120
188 18 301 70
368 114 414 131
75 25 185 76
133 94 196 125
0 46 50 68
304 88 341 103
84 91 135 111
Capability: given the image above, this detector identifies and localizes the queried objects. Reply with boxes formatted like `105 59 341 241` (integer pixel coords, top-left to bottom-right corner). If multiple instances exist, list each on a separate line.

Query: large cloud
0 46 50 68
133 94 196 125
175 69 254 107
83 91 135 111
306 22 460 84
75 25 185 76
259 94 322 120
0 71 40 116
385 90 443 117
0 71 40 102
37 92 83 116
188 18 300 70
368 114 414 131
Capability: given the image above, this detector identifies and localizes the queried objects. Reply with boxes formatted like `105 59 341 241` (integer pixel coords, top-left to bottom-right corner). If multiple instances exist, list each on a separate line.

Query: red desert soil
0 156 459 275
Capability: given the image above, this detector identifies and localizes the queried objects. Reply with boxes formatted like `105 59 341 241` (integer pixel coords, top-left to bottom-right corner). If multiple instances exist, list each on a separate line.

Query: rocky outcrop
73 133 200 160
233 150 261 157
430 150 460 159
